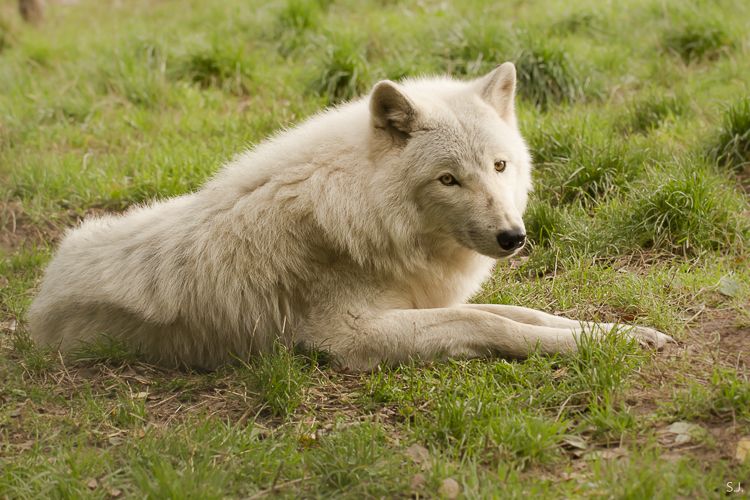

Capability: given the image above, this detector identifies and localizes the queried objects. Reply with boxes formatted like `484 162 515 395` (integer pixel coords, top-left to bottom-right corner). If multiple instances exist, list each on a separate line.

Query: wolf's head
368 63 533 259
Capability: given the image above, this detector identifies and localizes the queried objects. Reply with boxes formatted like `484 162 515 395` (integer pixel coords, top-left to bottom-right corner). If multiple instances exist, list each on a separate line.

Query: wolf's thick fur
29 63 672 370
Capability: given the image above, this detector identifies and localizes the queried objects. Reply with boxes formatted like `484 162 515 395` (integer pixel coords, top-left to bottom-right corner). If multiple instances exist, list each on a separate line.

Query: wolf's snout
496 229 526 251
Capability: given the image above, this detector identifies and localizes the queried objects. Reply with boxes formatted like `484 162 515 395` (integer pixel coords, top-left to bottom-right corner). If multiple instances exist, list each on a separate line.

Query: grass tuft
444 21 513 76
312 33 369 104
0 17 15 53
557 144 641 205
97 40 169 107
666 367 750 421
131 455 225 499
621 93 686 134
488 413 567 467
366 331 645 469
172 42 254 95
111 390 149 428
590 447 725 498
10 331 58 376
662 21 734 64
568 327 644 405
240 343 312 418
274 0 326 54
277 0 322 32
514 37 589 110
710 98 750 171
68 336 141 366
444 24 591 111
309 423 410 495
529 122 643 206
607 165 749 254
523 201 570 248
550 11 603 36
582 399 637 441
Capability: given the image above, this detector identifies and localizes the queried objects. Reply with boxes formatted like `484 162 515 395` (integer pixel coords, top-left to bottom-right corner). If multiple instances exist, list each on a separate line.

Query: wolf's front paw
628 326 675 349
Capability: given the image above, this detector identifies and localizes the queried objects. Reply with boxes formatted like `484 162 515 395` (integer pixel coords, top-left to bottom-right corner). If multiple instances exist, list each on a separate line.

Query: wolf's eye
439 174 459 186
494 160 507 173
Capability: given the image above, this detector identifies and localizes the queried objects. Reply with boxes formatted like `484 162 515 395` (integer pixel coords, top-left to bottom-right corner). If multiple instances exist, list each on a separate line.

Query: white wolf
29 62 672 371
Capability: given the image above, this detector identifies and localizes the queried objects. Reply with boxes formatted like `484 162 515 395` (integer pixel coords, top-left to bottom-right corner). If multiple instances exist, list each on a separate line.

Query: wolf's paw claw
630 326 675 349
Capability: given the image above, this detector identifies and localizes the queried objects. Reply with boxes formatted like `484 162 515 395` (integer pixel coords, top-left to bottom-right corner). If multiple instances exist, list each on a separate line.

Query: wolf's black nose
496 230 526 251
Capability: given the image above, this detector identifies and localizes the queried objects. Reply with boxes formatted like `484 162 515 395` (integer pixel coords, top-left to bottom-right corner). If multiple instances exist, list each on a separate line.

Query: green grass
620 92 687 134
446 25 591 109
1 0 750 497
514 36 591 110
666 367 750 422
711 98 750 171
239 343 313 418
312 30 370 104
171 41 255 95
607 164 748 254
661 20 734 64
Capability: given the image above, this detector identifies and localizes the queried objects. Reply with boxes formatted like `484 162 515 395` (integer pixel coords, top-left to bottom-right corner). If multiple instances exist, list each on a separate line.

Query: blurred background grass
1 0 749 497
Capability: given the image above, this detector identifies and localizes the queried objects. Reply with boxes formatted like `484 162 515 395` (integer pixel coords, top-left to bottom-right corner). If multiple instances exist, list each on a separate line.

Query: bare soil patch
0 202 121 253
623 307 750 469
0 202 64 252
692 308 750 370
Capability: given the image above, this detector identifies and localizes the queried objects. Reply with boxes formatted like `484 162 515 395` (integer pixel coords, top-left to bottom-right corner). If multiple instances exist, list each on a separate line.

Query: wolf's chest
399 252 496 308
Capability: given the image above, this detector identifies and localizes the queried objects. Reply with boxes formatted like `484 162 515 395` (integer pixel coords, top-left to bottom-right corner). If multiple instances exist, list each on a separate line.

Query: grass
312 30 370 104
445 20 513 76
514 37 590 110
171 41 254 95
608 164 748 255
1 0 750 497
662 20 734 64
711 98 750 171
278 0 323 32
667 367 750 422
620 92 686 134
239 343 313 418
446 25 591 109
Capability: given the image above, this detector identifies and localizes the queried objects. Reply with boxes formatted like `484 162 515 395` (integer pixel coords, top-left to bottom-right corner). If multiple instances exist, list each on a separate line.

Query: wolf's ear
476 62 517 124
370 80 419 138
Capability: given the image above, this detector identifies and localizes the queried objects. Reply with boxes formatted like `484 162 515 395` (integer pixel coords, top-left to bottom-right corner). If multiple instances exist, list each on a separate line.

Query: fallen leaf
562 435 588 450
658 421 704 446
0 319 16 332
86 478 98 490
674 433 691 445
718 275 741 297
736 437 750 462
107 488 122 498
438 478 460 499
585 447 628 461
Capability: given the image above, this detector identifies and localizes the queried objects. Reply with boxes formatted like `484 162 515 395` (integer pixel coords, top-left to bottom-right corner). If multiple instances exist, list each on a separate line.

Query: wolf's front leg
309 307 632 372
461 304 673 349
